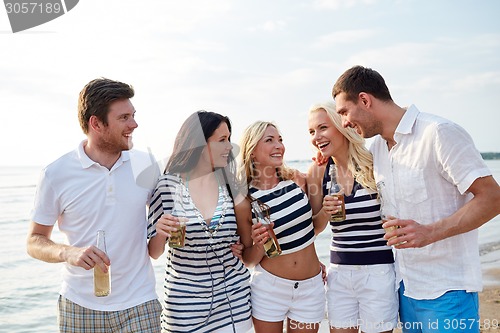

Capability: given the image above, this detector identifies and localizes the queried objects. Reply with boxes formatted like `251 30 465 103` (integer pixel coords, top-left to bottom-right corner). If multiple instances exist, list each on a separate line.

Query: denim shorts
399 282 479 333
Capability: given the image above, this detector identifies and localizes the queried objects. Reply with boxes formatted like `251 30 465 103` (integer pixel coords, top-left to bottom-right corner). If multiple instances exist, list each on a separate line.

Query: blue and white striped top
147 173 252 333
322 159 394 265
249 180 316 255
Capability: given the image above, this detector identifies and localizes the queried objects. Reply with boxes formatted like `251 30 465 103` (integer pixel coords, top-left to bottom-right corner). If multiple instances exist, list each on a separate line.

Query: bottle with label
251 200 282 258
94 230 111 297
328 164 346 222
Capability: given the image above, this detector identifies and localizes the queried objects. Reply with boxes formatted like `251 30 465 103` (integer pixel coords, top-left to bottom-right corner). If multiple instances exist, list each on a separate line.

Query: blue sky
1 0 499 166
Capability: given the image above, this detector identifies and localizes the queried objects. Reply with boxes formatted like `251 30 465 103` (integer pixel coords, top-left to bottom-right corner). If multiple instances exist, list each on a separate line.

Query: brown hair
332 65 392 103
78 78 134 134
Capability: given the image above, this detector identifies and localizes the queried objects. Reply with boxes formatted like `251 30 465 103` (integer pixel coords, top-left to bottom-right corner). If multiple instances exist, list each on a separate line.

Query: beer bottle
94 230 111 297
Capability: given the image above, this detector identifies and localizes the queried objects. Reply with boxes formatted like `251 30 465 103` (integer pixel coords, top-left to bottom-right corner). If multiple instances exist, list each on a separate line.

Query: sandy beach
478 242 500 333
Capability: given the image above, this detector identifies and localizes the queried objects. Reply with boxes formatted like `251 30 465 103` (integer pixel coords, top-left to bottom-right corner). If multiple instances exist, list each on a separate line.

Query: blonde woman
235 121 325 333
307 101 397 333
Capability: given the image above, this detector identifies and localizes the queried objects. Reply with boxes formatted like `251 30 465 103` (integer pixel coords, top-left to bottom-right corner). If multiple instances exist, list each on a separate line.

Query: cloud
343 42 436 68
450 71 500 91
313 0 378 10
68 0 234 35
312 29 379 48
248 20 287 33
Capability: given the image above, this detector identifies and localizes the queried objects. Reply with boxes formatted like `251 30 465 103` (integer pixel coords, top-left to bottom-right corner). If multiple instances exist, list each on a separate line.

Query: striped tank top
249 180 315 255
322 159 394 265
148 173 252 333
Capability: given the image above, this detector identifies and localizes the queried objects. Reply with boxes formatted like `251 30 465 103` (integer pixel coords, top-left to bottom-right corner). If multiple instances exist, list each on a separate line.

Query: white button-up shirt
371 105 491 300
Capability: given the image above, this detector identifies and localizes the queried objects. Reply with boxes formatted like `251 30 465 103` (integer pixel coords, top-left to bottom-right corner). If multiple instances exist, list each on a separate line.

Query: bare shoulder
292 168 306 181
233 192 249 207
291 168 307 190
306 161 326 184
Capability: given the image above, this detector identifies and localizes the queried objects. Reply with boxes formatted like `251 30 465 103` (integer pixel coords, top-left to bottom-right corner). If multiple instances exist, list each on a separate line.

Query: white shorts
250 264 326 324
326 263 398 333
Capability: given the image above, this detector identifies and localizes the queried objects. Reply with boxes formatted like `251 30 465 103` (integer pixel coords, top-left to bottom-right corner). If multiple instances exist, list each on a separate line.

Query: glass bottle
376 181 399 239
376 181 397 223
328 164 346 222
169 184 188 248
251 200 282 258
94 230 111 297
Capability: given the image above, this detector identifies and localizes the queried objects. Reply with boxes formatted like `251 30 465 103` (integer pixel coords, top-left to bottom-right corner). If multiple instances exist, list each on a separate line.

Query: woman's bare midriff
259 243 321 280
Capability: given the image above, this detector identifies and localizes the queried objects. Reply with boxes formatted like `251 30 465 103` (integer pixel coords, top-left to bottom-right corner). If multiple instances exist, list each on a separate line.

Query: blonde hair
309 101 376 191
238 121 294 188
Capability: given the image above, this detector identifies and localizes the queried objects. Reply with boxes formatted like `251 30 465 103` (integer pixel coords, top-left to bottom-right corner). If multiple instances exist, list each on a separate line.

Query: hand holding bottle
251 221 272 246
155 214 186 239
61 244 110 271
251 200 282 258
322 195 344 217
168 184 188 248
328 165 346 222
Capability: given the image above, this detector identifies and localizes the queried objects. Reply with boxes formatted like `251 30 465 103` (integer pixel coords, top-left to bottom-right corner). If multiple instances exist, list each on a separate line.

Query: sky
1 0 500 167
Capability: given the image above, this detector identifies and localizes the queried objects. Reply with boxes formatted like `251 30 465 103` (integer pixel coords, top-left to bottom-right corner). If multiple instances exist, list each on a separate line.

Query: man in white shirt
27 78 161 332
332 65 500 333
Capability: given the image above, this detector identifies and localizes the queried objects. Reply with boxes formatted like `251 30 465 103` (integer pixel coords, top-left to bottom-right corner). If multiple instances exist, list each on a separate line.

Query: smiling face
201 121 233 169
308 109 348 158
97 98 137 153
251 125 285 169
335 92 382 139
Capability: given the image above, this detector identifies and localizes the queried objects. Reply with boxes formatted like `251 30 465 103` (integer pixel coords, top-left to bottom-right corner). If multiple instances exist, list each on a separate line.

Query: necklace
184 172 229 242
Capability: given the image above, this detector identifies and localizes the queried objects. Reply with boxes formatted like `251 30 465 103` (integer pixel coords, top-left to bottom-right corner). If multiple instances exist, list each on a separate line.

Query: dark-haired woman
147 111 252 333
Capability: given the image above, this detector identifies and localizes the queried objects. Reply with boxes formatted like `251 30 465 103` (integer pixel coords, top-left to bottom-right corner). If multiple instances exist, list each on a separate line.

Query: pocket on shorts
326 267 340 292
368 264 394 277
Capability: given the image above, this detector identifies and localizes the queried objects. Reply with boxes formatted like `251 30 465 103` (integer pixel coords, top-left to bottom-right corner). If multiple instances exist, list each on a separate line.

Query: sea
1 161 499 333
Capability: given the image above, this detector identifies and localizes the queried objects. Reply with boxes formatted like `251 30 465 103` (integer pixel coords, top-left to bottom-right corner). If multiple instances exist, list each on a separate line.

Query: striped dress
322 159 394 265
148 174 252 333
249 180 315 255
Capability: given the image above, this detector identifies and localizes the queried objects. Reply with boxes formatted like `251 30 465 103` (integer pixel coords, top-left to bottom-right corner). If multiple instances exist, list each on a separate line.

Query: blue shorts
398 282 479 333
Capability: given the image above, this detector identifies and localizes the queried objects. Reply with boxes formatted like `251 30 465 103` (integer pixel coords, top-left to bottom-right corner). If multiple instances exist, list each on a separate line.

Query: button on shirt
370 105 491 300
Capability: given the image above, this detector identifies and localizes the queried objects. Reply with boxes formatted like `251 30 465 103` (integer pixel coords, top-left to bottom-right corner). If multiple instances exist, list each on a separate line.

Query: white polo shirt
31 141 159 310
370 105 491 300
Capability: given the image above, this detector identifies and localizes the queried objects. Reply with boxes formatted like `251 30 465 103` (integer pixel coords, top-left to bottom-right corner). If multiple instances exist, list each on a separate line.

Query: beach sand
478 268 500 333
478 245 500 333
